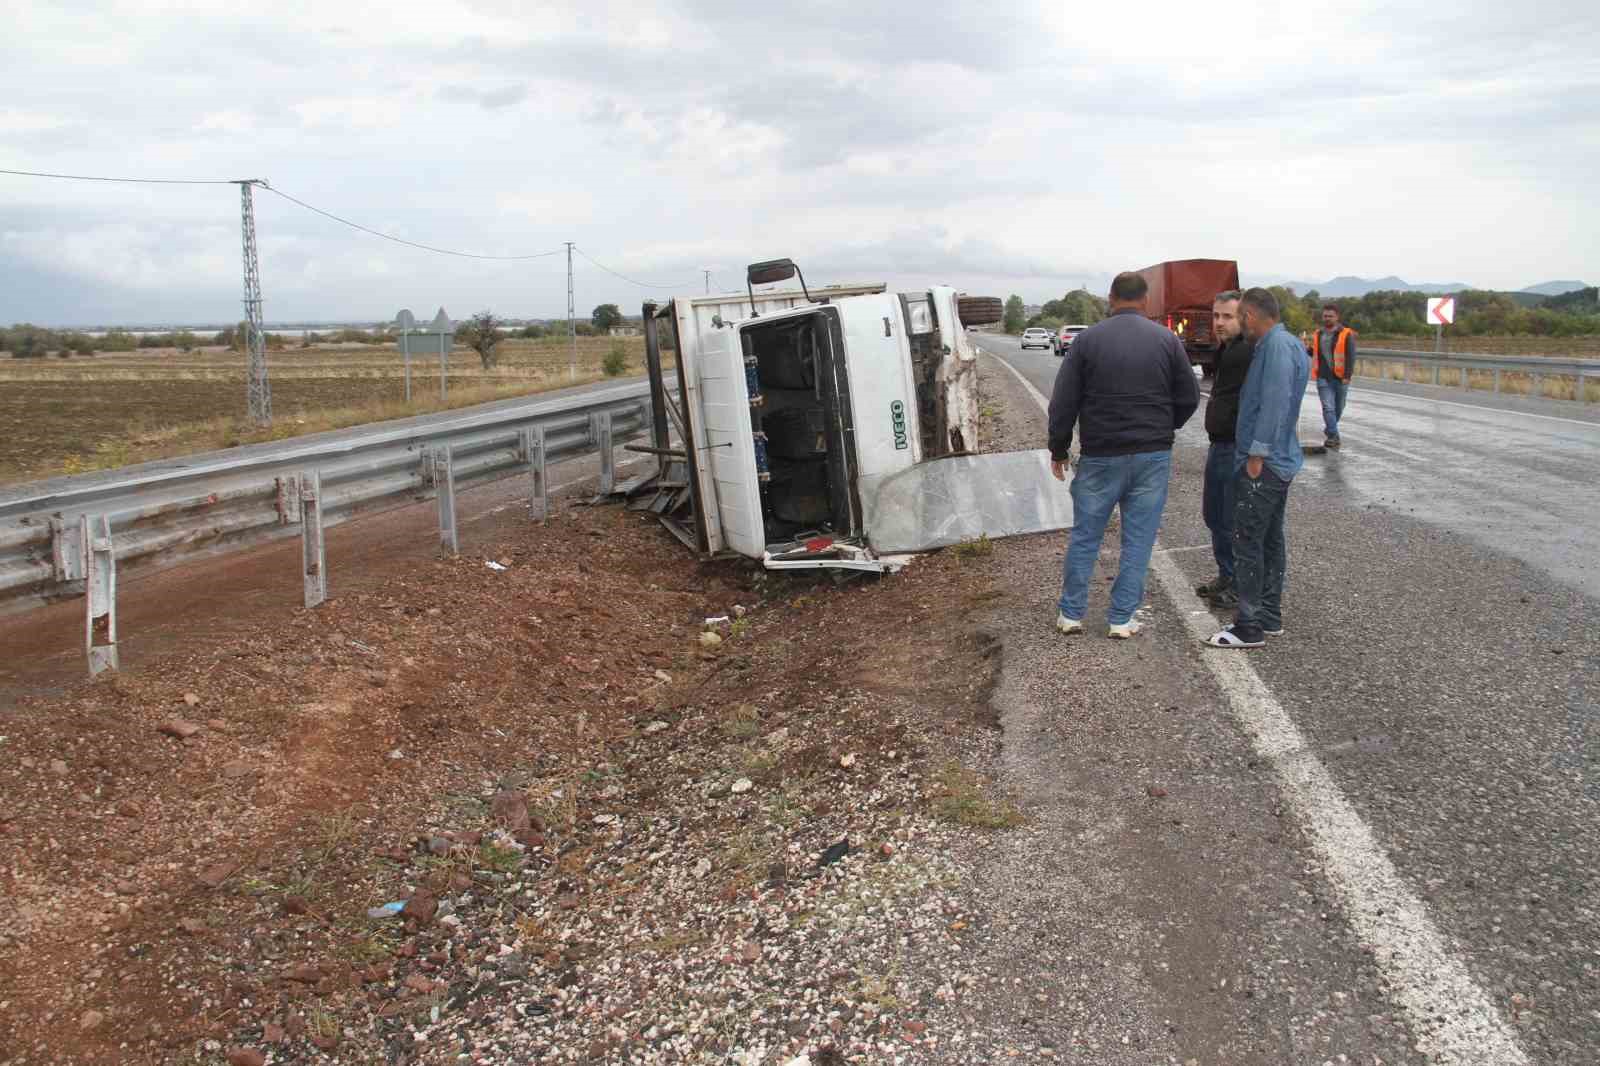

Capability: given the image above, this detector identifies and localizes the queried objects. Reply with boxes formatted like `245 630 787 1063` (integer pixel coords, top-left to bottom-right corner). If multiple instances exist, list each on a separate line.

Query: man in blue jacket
1206 288 1309 649
1048 271 1199 639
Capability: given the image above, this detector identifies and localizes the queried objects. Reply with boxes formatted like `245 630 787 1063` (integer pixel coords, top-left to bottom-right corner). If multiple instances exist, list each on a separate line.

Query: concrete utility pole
704 269 711 294
236 179 270 424
566 241 577 380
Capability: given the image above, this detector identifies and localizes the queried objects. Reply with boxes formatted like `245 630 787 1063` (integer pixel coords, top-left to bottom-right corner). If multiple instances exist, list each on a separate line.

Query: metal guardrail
1359 348 1597 402
0 379 662 675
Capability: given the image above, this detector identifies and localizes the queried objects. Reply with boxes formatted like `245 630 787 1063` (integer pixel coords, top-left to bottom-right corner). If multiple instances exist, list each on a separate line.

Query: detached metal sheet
857 450 1072 554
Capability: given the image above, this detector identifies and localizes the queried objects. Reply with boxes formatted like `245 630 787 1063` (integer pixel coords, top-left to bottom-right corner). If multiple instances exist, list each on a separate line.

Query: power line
264 186 566 261
574 246 696 290
0 166 238 185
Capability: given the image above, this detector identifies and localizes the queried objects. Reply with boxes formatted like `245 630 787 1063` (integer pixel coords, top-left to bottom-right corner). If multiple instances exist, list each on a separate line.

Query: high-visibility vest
1309 327 1353 380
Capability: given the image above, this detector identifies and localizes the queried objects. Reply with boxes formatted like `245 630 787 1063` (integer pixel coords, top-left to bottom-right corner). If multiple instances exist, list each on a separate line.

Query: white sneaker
1107 620 1142 639
1055 613 1084 635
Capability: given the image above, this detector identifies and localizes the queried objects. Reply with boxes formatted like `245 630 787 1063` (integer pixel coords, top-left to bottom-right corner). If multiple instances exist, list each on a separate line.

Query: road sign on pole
1427 296 1455 354
395 309 416 403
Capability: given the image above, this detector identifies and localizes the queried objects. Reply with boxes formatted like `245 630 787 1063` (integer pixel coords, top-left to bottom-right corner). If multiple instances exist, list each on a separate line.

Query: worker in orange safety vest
1307 304 1356 448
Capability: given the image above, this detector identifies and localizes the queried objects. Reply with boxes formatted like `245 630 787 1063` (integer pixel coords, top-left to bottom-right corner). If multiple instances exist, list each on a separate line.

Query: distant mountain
1520 280 1590 297
1277 275 1470 298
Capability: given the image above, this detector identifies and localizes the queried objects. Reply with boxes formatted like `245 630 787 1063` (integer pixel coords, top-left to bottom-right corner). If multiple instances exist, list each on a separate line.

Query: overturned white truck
628 259 1071 573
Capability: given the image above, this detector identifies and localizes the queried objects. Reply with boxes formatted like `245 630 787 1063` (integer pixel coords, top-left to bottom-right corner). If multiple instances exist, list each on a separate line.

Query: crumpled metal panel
858 450 1073 554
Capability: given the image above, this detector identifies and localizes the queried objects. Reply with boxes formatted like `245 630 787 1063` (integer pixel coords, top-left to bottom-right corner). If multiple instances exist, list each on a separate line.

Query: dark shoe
1206 624 1263 648
1325 435 1342 449
1208 586 1239 609
1195 573 1232 597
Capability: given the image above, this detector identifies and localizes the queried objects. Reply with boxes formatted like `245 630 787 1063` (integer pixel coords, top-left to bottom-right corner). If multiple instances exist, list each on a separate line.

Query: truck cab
631 260 1071 572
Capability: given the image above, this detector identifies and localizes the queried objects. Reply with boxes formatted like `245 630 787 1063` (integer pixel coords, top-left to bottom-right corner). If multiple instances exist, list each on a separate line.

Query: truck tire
956 295 1003 326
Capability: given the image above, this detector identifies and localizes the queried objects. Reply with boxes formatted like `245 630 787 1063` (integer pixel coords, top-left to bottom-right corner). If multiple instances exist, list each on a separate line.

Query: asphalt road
971 331 1600 1064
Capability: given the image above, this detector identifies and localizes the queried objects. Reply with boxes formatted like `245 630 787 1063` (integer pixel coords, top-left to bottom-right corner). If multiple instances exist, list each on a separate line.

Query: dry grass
1355 357 1599 402
931 760 1024 830
0 336 673 484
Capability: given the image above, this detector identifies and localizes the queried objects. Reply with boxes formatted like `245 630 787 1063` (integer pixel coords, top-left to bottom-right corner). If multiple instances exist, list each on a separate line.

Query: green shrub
602 342 628 377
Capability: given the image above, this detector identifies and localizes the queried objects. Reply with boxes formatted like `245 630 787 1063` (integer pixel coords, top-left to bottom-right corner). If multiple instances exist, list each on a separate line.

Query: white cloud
0 0 1595 324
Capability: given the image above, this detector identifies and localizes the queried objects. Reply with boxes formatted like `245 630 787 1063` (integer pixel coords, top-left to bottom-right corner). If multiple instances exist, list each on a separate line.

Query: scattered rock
182 692 201 707
280 964 322 984
1147 785 1169 798
79 1009 106 1031
281 896 311 917
225 1049 266 1066
490 790 530 832
840 753 857 769
653 669 672 683
49 758 68 776
207 718 230 731
365 670 390 688
158 719 203 740
262 1022 286 1044
177 917 206 935
115 802 141 818
220 761 254 781
879 843 896 858
196 861 240 888
404 973 436 994
402 890 438 926
740 942 761 963
699 631 723 647
693 857 712 879
730 778 753 794
643 720 670 734
426 836 452 855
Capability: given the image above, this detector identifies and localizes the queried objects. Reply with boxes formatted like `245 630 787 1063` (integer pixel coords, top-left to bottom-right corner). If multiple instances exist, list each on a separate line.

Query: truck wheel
956 295 1004 326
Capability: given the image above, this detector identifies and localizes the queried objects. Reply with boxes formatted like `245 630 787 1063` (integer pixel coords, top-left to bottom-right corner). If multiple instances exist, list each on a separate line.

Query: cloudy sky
1 0 1595 326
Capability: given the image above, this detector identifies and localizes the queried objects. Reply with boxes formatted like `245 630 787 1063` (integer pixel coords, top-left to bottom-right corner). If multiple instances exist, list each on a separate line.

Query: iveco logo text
889 400 908 450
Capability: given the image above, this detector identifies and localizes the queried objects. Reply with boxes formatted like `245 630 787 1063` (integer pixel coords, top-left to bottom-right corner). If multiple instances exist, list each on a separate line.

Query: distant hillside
1520 280 1590 297
1280 275 1469 298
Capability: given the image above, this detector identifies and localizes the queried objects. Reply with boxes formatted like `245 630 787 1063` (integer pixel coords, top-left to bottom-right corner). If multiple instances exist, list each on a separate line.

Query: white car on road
1020 327 1053 350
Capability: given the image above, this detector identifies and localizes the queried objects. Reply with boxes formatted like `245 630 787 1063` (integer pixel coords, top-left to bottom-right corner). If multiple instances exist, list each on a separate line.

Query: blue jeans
1231 466 1290 637
1317 377 1348 438
1059 450 1172 626
1202 442 1236 580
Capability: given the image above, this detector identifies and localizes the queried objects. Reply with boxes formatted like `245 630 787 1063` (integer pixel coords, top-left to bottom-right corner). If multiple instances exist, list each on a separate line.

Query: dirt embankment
0 463 1024 1063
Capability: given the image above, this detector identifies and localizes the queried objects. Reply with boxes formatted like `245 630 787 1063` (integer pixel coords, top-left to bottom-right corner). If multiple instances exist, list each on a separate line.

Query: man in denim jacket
1206 288 1309 649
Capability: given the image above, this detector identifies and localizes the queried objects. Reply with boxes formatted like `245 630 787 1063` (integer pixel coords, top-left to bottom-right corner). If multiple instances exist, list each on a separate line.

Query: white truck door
694 326 766 559
827 293 922 478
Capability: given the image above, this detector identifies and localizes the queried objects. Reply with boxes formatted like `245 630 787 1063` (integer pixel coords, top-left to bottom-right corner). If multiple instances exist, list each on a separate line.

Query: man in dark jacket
1048 271 1200 638
1195 291 1255 608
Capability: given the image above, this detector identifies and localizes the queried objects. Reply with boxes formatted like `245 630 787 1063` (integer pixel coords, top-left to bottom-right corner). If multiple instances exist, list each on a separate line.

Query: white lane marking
987 346 1530 1066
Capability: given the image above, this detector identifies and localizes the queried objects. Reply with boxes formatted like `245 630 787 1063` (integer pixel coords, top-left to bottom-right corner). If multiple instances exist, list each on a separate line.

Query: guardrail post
522 426 548 522
433 445 459 555
300 470 327 608
590 410 615 495
1431 364 1440 386
1492 368 1502 394
1530 372 1544 400
82 514 118 677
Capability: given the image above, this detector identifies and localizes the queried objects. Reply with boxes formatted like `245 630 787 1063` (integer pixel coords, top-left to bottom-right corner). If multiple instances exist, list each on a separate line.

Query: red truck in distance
1134 258 1241 376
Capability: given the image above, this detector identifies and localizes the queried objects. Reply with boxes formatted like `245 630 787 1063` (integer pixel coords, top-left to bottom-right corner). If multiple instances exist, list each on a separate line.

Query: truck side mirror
746 258 813 317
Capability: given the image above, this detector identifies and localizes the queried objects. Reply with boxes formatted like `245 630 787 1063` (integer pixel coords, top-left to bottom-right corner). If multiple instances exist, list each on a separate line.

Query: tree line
1002 285 1600 339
